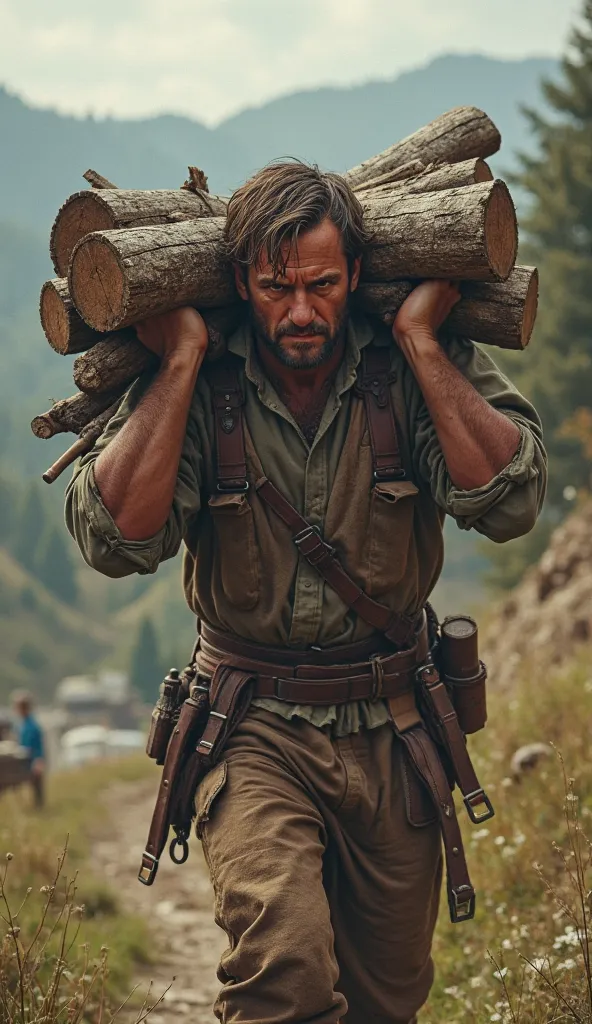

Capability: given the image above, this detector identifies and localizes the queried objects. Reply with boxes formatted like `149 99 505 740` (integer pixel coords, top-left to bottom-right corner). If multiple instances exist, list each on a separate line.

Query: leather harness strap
354 343 404 482
208 356 249 493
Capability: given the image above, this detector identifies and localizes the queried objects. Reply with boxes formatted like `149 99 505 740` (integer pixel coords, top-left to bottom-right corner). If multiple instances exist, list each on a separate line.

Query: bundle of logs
33 106 539 483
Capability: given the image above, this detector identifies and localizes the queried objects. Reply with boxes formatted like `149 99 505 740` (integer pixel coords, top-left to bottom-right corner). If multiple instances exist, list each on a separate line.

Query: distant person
12 690 45 808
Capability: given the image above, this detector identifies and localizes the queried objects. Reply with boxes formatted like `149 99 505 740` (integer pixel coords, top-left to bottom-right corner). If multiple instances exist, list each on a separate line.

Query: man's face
234 217 361 370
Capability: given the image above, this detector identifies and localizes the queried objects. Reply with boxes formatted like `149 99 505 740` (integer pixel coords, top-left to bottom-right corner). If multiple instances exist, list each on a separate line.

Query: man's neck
254 335 346 445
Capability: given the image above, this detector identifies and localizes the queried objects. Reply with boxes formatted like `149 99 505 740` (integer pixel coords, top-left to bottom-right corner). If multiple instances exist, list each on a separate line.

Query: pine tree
35 523 78 605
130 617 163 703
509 0 592 510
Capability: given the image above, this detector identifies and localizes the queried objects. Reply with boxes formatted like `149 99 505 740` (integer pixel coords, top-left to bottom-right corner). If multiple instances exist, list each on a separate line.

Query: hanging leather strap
207 356 248 492
396 721 476 922
355 344 405 482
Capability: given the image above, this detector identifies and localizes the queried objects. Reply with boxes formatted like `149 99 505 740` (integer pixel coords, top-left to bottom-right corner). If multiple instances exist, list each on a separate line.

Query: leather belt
196 621 428 706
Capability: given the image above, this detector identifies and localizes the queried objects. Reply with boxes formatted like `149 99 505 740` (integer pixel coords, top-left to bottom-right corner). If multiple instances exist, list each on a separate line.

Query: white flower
502 845 517 858
490 1014 502 1021
554 926 581 949
470 976 483 988
502 939 513 950
513 831 526 846
493 967 508 980
473 828 491 840
526 957 549 972
444 985 462 998
556 958 577 971
494 835 506 846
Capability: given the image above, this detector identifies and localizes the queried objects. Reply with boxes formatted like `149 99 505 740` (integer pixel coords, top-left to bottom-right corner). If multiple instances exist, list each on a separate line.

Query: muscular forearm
94 347 204 540
398 329 521 490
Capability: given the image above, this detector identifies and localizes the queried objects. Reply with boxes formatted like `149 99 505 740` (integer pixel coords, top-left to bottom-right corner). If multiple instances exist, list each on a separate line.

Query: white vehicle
60 725 144 767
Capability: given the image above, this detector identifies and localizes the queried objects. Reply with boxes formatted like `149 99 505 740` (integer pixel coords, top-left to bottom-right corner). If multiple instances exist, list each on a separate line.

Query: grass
0 754 158 1020
424 648 592 1022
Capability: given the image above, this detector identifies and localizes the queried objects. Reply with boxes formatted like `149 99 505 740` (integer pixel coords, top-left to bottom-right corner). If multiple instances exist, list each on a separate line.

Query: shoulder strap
207 349 418 648
206 355 248 493
355 344 405 483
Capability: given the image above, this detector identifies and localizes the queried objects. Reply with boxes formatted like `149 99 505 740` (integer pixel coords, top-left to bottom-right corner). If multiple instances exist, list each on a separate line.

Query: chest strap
207 347 417 647
355 343 405 482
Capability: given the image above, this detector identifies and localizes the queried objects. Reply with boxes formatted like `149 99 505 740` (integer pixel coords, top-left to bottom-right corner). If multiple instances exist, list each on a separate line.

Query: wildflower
444 985 462 998
470 976 483 988
494 836 506 846
495 903 507 917
501 845 517 858
501 777 513 789
501 939 513 950
526 957 549 972
473 828 490 841
493 967 508 980
553 925 581 949
513 831 526 846
556 958 577 971
5 853 13 861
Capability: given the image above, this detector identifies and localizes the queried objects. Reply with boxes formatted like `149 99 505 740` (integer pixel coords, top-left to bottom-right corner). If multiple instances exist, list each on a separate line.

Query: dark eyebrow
311 272 341 285
257 275 287 286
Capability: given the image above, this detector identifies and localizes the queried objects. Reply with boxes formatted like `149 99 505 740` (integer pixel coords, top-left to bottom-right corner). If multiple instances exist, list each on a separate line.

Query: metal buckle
448 884 476 923
464 788 495 824
138 851 159 886
216 480 249 493
372 468 406 483
169 831 190 866
197 738 214 753
293 524 322 547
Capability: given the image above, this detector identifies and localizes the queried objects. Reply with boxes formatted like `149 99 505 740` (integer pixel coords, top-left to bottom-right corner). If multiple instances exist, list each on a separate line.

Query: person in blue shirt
12 690 45 808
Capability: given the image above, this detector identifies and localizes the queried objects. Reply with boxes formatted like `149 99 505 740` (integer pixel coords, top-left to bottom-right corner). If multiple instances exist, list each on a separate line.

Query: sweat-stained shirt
65 313 547 735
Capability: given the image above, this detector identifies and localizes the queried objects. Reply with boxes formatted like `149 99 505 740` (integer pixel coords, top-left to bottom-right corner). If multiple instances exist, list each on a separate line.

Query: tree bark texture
31 389 124 439
72 305 245 394
356 158 493 199
345 106 501 190
73 334 158 393
40 278 106 355
69 217 236 332
42 401 121 484
50 188 228 277
356 266 539 350
68 182 516 333
360 181 517 283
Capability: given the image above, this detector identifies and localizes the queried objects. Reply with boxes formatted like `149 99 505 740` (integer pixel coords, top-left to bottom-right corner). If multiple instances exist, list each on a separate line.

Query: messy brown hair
224 160 370 276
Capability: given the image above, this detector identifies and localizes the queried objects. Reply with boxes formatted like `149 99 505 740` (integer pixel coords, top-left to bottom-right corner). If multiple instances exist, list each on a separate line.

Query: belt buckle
293 524 322 547
464 788 495 824
138 851 159 886
371 655 385 700
448 884 476 923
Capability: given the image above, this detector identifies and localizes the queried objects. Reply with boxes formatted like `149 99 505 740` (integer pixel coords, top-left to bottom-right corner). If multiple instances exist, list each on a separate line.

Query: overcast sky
0 0 583 125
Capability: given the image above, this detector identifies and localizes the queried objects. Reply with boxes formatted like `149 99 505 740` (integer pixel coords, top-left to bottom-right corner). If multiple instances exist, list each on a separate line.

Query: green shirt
65 314 547 735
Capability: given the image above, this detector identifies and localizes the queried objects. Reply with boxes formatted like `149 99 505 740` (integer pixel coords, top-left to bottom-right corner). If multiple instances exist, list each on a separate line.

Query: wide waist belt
196 620 429 705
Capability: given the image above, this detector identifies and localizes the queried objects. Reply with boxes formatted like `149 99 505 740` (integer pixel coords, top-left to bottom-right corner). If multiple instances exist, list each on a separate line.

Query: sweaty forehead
255 217 347 276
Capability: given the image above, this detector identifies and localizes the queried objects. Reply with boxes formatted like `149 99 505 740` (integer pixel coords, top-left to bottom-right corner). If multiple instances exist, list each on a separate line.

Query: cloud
0 0 582 124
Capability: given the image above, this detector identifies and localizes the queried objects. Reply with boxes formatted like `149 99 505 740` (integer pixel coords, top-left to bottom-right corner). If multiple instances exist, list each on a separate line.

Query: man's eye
315 281 331 289
269 282 285 292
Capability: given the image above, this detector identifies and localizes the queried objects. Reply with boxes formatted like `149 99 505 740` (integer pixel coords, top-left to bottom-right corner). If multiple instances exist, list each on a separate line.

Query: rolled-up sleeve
65 372 204 578
410 336 548 542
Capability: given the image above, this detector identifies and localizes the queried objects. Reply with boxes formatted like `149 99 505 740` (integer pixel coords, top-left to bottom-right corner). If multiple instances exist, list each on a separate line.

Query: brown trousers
195 707 442 1024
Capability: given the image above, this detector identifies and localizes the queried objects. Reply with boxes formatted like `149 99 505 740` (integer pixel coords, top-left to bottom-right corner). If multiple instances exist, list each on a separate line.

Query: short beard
249 302 349 370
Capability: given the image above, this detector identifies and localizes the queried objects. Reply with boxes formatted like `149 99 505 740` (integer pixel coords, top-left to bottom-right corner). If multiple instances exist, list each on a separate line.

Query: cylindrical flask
439 616 487 735
145 667 182 764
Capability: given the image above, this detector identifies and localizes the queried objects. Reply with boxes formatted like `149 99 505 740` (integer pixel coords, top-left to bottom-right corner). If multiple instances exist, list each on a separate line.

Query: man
66 161 547 1024
12 690 45 808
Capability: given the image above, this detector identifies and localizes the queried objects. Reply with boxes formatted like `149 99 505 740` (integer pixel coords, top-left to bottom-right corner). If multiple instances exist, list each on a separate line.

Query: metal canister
145 668 182 764
439 615 487 735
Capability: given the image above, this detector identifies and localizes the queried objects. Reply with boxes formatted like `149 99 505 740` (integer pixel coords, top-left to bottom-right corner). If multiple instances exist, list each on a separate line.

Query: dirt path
93 777 226 1023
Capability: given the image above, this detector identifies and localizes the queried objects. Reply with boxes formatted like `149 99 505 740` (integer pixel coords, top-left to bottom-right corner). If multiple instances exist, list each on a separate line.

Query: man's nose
288 290 314 327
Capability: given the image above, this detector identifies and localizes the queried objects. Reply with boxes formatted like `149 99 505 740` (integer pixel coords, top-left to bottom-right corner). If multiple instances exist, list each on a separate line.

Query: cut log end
521 268 539 348
40 281 70 354
31 413 60 439
69 236 127 333
50 195 114 277
483 181 518 281
474 158 494 184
